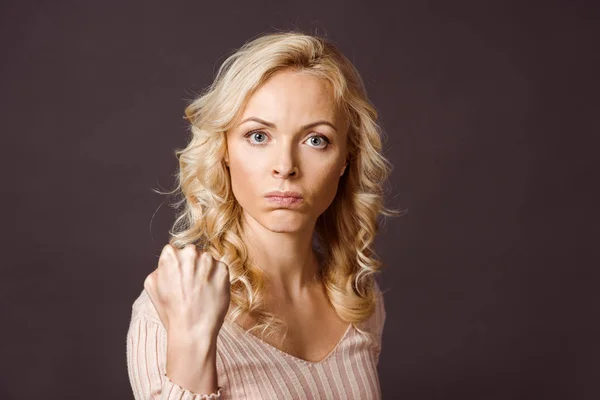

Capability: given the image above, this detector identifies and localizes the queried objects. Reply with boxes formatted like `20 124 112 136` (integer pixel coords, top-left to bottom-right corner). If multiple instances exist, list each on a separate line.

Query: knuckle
215 264 229 281
201 251 213 263
159 245 175 262
217 261 229 272
181 244 198 258
161 244 173 255
143 274 154 289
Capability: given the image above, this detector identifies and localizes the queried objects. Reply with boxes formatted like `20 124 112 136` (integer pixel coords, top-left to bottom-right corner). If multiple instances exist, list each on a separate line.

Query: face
224 69 350 233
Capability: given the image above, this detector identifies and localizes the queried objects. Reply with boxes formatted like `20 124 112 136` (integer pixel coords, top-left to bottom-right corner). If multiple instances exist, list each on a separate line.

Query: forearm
166 329 219 395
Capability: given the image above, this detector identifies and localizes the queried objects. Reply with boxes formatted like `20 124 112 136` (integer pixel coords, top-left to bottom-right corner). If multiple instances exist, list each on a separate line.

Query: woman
126 31 398 399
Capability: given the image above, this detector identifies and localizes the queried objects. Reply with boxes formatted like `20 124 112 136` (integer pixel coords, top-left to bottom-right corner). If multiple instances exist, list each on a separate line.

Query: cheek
311 166 344 213
228 154 262 204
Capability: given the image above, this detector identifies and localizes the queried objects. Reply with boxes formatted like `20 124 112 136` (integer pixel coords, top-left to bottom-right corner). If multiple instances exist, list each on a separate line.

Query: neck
240 212 321 301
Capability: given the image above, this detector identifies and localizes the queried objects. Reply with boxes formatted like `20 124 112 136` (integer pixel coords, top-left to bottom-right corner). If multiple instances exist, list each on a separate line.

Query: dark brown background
2 1 598 399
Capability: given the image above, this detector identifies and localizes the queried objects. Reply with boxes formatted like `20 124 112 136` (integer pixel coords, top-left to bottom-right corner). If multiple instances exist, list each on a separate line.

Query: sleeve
126 312 223 400
370 280 387 365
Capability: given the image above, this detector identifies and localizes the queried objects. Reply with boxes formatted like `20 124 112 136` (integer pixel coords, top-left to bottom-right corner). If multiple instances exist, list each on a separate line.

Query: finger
179 244 197 284
196 251 213 281
157 245 176 276
215 260 229 277
159 244 176 264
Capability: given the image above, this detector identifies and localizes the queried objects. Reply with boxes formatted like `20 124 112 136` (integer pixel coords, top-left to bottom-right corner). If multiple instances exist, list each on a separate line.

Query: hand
143 244 231 339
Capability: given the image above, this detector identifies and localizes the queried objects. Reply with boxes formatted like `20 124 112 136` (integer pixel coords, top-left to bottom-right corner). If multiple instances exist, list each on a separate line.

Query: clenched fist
143 243 231 339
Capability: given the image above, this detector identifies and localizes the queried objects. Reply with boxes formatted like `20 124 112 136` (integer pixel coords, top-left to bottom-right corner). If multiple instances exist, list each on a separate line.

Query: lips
264 191 304 207
264 191 303 198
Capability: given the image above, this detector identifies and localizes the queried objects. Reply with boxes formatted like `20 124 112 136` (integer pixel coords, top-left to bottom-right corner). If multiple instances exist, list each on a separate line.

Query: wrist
168 317 222 339
168 328 218 352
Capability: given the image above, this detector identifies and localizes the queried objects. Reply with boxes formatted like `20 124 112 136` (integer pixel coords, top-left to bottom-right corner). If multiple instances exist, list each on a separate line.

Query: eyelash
244 130 331 150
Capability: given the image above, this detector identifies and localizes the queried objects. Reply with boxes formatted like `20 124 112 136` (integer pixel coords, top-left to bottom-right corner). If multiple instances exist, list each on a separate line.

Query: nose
272 142 299 178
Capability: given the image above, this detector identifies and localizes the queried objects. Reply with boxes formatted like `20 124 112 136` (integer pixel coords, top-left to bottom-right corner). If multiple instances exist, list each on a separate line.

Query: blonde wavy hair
158 31 401 342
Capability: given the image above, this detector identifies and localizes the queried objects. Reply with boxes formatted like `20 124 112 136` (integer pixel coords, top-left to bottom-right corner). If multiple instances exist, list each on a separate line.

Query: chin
263 211 309 233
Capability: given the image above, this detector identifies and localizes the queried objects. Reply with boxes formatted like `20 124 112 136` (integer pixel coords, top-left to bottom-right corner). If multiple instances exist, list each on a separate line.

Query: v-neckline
223 318 354 366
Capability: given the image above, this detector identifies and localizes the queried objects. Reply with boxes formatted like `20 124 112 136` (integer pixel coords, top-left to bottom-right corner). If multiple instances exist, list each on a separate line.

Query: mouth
264 195 304 207
265 192 304 207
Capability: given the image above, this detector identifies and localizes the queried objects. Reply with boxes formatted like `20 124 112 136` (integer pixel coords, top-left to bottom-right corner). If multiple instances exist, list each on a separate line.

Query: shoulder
357 279 387 337
129 288 163 327
371 280 386 330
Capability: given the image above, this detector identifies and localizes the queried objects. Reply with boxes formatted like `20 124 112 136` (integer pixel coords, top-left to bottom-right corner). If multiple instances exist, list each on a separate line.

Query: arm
126 312 223 400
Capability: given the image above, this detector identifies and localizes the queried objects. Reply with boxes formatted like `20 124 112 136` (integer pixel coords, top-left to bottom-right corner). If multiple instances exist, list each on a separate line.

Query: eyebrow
239 117 338 132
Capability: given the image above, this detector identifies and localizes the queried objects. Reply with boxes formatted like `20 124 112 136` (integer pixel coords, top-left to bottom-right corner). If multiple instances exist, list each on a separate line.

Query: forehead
238 69 346 128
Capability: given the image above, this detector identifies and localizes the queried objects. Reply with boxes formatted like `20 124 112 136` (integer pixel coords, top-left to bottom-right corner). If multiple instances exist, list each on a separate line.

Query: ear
340 160 348 176
222 132 230 167
224 151 230 167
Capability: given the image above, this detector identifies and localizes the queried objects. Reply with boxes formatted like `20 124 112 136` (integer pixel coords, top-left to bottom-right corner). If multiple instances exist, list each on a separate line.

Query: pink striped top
126 282 386 399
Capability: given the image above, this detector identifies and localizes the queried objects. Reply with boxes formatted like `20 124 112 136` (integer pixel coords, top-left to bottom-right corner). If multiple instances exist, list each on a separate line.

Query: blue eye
245 130 269 146
251 132 267 143
306 135 330 149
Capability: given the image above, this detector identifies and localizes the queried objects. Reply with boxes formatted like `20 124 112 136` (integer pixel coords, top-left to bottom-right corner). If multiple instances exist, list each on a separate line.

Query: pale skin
144 68 351 395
